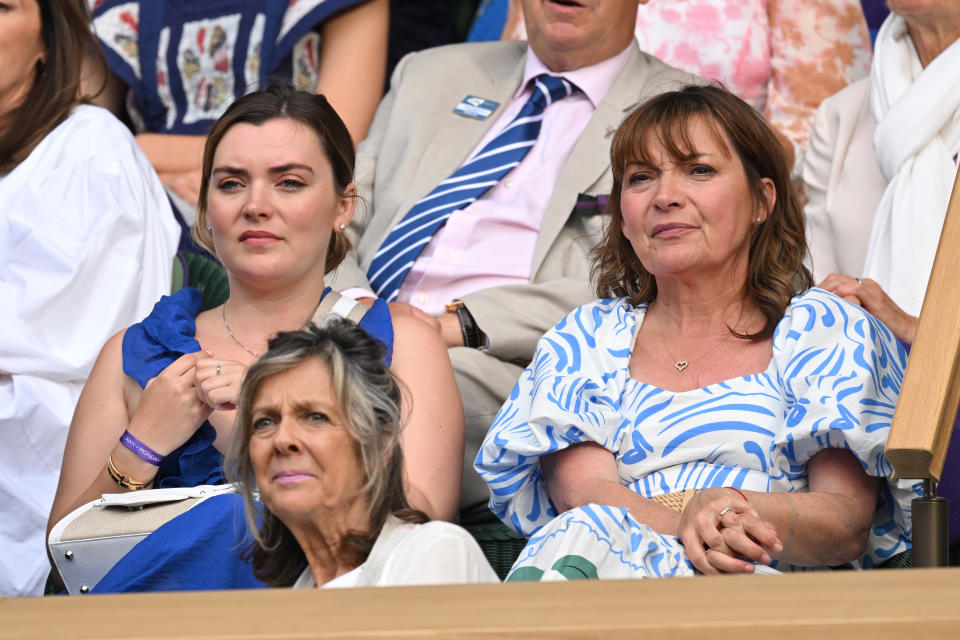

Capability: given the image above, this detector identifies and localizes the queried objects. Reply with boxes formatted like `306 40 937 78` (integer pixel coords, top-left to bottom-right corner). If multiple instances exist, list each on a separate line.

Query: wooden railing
3 568 960 639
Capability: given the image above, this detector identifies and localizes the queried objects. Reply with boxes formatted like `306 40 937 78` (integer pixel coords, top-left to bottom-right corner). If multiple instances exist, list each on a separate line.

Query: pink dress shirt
346 45 632 314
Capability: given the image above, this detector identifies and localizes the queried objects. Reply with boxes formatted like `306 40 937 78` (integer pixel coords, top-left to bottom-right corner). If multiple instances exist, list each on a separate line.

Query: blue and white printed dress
475 288 918 580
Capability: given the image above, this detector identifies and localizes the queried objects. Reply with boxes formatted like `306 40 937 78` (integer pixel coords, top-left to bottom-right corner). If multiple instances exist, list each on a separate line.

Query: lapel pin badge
454 95 500 120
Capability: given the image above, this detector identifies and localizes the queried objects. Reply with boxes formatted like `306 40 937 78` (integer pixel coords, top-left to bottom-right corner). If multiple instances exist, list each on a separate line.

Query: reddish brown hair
592 84 812 340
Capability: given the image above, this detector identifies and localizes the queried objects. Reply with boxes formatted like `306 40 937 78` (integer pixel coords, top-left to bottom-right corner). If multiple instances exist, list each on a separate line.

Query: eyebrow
626 152 716 167
212 163 315 177
250 399 337 416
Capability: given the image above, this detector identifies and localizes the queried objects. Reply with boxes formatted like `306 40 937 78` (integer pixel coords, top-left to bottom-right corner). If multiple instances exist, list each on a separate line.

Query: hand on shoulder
817 274 917 344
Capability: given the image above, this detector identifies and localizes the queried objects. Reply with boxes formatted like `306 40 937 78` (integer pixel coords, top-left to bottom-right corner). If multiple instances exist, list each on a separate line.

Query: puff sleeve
475 299 637 536
769 289 917 566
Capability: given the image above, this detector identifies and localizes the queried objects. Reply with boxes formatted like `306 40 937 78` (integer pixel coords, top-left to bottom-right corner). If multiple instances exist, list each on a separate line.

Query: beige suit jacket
328 40 694 365
803 78 889 282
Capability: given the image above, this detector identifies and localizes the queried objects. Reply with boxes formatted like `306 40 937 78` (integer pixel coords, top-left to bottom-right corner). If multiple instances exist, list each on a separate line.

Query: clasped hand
127 352 246 455
678 488 782 575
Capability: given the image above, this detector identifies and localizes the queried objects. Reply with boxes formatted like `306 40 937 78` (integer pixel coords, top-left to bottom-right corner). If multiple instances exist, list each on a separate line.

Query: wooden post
885 164 960 482
884 163 960 566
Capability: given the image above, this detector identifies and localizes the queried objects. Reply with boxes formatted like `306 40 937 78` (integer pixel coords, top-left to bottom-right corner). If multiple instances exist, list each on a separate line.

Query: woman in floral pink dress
486 0 872 168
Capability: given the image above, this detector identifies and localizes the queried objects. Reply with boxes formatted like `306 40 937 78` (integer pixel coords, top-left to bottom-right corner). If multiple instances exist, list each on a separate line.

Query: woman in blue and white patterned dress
475 85 917 581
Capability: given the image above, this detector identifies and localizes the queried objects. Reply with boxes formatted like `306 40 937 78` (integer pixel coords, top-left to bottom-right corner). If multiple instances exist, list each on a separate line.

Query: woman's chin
642 256 703 279
223 256 327 290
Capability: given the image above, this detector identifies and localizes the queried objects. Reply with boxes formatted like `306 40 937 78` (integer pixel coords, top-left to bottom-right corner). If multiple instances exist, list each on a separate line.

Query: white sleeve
0 108 180 381
380 522 499 586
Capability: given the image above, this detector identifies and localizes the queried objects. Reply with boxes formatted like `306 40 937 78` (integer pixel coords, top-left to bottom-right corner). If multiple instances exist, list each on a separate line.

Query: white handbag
47 484 238 594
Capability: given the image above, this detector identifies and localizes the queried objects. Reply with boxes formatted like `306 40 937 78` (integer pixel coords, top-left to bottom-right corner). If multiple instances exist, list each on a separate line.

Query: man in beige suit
330 0 694 509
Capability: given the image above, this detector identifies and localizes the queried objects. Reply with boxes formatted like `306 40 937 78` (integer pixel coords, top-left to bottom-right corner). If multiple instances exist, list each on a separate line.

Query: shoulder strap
310 290 369 328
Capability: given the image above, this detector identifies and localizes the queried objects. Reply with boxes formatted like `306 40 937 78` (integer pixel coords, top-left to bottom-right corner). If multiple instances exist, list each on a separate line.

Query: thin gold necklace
221 304 262 357
659 329 732 373
652 301 746 373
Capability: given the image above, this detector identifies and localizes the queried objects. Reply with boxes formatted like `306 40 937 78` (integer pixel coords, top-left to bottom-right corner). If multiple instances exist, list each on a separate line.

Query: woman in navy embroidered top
48 83 464 548
84 0 388 211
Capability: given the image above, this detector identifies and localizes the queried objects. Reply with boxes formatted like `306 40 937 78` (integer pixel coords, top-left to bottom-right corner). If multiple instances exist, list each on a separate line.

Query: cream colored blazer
803 78 889 282
328 40 694 364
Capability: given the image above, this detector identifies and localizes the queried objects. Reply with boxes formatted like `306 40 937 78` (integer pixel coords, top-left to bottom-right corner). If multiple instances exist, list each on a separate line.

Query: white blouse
0 105 180 596
292 516 498 588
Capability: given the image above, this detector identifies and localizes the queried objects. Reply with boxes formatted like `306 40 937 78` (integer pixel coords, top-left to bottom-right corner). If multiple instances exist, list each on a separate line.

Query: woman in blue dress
475 85 917 580
84 0 387 210
47 83 464 590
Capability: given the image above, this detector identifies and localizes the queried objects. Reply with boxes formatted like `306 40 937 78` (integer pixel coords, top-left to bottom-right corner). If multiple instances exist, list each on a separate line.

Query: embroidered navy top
90 0 371 135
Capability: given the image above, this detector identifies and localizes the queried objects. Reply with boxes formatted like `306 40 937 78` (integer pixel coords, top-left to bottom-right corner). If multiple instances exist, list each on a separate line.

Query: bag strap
310 290 369 328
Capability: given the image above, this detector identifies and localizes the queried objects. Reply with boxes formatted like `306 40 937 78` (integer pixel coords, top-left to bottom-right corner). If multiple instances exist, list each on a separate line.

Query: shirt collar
517 42 636 108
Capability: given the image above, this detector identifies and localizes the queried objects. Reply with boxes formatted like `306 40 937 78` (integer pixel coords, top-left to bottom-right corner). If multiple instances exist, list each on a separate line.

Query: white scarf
864 14 960 316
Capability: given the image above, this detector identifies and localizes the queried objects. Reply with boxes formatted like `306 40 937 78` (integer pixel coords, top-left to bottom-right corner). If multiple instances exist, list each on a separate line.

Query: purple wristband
119 430 164 466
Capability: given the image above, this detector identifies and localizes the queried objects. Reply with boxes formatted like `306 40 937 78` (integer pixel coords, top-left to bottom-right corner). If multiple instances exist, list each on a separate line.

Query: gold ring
718 506 734 523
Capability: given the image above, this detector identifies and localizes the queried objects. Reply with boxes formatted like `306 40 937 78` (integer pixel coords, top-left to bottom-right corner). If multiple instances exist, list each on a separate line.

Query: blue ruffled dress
93 287 393 592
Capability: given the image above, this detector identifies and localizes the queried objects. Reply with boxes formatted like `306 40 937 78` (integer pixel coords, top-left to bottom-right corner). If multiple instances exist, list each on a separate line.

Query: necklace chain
659 329 732 373
222 304 263 357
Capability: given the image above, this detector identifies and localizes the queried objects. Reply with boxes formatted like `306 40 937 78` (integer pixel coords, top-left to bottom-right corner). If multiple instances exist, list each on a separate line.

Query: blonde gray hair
226 319 426 586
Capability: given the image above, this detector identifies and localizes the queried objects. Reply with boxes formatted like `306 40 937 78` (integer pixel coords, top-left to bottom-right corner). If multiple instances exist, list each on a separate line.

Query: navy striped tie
367 74 578 301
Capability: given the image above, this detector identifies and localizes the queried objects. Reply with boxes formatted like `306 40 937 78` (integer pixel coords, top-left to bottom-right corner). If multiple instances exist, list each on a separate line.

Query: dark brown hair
226 320 427 587
593 84 813 339
194 82 355 272
0 0 105 172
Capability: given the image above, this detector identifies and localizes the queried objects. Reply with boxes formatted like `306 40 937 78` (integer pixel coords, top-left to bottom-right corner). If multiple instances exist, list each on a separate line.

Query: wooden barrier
885 165 960 481
3 569 960 639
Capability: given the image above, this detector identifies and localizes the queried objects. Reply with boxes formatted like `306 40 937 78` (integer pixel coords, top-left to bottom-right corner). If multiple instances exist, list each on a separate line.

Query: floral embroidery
292 32 321 91
178 15 241 125
93 2 142 79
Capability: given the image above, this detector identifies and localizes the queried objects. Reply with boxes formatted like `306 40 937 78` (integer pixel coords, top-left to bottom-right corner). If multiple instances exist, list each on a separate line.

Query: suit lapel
531 45 650 274
388 47 528 234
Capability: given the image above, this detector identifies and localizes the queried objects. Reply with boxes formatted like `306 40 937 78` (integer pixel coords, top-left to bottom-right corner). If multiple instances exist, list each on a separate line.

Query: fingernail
760 553 770 564
773 542 783 553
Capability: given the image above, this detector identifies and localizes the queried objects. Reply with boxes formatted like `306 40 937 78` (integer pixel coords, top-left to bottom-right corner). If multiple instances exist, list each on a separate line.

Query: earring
205 225 212 232
755 217 762 223
338 224 346 231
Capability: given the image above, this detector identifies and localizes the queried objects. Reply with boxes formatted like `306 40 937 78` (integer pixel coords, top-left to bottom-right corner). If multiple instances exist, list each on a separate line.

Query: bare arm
541 442 682 535
315 0 389 145
678 448 877 573
47 332 135 534
48 334 213 533
763 447 878 566
389 315 464 521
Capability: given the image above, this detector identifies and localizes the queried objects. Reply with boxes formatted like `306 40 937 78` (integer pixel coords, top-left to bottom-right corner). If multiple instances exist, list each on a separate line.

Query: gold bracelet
106 453 153 491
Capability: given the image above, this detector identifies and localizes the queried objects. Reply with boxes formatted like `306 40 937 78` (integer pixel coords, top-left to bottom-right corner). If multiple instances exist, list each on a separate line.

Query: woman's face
206 118 354 287
248 357 366 524
0 0 44 120
619 118 774 284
